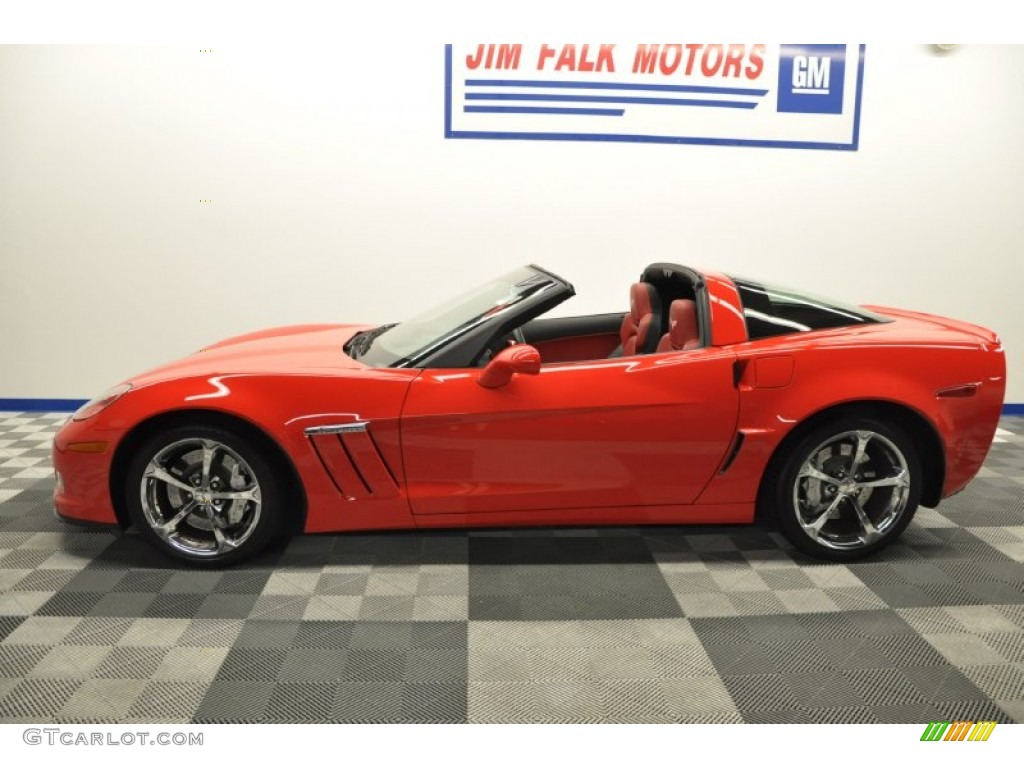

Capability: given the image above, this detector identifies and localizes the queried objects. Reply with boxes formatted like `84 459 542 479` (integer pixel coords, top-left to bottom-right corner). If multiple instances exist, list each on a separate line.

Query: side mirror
478 344 541 389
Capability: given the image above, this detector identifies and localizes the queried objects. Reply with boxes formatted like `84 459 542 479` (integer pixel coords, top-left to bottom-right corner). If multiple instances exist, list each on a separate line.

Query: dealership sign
444 44 865 151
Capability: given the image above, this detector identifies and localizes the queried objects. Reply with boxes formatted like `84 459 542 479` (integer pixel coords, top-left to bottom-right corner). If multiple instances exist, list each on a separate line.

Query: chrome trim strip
304 422 369 436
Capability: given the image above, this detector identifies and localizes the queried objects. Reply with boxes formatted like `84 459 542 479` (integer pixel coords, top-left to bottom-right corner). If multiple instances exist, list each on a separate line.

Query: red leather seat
619 282 662 356
656 299 700 352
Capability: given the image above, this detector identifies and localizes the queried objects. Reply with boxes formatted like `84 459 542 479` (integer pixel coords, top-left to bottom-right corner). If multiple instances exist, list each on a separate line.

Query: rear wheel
125 424 283 566
770 417 922 561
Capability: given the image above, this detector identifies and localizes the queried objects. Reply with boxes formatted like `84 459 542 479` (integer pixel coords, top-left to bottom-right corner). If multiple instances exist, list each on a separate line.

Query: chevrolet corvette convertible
54 263 1005 565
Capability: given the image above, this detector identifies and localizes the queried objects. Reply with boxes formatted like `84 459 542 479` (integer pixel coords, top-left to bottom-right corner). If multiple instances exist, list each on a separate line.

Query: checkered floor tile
1 412 1023 723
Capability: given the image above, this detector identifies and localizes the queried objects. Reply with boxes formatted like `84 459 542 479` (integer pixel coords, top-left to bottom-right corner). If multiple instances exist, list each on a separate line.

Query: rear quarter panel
695 326 1005 510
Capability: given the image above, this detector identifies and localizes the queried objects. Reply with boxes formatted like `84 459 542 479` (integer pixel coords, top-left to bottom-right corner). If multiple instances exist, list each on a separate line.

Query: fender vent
718 431 746 474
936 382 980 399
306 424 399 500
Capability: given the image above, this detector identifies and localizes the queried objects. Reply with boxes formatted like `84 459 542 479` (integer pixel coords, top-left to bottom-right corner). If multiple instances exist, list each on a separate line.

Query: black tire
765 416 922 561
125 423 283 566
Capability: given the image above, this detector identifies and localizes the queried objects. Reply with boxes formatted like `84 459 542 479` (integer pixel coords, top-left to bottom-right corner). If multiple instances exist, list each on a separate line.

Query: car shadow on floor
80 519 913 572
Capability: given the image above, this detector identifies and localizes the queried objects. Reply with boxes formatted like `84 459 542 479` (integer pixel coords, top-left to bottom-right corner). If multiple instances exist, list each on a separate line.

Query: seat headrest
629 282 658 323
665 299 700 351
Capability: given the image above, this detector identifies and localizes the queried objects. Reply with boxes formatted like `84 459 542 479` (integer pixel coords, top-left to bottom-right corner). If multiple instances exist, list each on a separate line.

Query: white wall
1 45 1021 402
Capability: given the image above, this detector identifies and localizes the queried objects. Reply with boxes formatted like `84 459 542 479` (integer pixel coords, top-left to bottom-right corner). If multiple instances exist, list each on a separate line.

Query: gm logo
777 44 846 114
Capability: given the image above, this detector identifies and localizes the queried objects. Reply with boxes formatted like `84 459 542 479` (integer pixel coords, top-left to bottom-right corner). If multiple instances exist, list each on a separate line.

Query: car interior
514 264 704 365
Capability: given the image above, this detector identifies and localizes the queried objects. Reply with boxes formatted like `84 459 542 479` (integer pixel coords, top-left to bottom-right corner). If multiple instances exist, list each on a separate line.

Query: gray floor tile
125 680 207 722
143 593 208 618
332 681 404 721
59 678 148 719
264 681 338 722
700 638 778 676
278 648 349 681
0 677 83 718
153 646 230 681
192 680 274 722
784 670 868 708
725 672 806 711
214 647 287 681
0 644 50 677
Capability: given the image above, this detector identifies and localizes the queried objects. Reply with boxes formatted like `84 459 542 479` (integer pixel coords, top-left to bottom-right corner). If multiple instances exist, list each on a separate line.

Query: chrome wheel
792 429 911 552
140 437 263 558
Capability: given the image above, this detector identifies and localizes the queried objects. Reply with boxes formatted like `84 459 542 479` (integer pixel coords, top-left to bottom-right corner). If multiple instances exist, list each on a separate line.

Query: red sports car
53 263 1006 565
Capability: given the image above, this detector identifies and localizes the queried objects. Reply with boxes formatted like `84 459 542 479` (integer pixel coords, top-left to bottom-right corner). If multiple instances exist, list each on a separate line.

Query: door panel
522 313 625 363
532 333 621 363
521 312 624 343
401 348 739 515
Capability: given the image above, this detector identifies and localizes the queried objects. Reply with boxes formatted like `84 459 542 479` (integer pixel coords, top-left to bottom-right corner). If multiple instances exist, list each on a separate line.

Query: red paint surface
53 273 1006 536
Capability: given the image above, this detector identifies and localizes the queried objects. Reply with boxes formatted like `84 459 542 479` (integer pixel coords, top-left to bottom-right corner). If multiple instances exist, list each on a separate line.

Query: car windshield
730 276 891 340
351 266 560 367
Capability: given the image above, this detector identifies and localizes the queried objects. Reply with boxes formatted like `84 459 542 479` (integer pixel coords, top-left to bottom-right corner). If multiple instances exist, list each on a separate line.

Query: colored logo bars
920 721 997 742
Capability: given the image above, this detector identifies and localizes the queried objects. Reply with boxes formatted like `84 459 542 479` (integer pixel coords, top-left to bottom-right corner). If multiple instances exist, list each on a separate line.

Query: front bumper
52 417 121 526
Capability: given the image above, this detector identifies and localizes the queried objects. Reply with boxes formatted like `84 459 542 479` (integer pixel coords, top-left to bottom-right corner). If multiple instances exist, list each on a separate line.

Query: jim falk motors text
464 44 767 80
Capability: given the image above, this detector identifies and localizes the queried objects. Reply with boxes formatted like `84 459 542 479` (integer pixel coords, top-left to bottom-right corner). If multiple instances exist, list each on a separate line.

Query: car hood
129 323 372 386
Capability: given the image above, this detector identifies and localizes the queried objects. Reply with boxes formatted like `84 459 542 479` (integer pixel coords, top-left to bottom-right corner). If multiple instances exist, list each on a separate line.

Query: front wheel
770 417 922 561
125 424 283 566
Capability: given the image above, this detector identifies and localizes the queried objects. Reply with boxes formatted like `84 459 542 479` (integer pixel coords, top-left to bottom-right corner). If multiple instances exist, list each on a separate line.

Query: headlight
73 383 132 421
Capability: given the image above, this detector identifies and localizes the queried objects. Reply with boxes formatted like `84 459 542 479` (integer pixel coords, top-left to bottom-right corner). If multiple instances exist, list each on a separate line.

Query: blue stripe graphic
465 106 624 116
465 78 768 97
0 398 87 412
466 92 757 109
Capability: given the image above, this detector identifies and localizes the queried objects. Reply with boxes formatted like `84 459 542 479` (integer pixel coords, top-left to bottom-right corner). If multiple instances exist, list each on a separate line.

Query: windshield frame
352 264 574 369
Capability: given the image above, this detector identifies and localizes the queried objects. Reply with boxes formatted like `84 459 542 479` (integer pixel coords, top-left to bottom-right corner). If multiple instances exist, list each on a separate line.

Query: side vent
936 382 980 399
305 422 399 500
732 359 750 388
718 431 746 474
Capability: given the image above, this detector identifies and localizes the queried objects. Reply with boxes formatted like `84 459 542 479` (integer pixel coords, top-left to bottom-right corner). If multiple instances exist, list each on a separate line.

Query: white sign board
445 44 865 151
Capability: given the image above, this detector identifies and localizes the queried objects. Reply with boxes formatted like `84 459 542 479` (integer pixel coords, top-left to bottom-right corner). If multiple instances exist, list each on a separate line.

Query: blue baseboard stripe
2 397 1024 416
0 399 88 412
